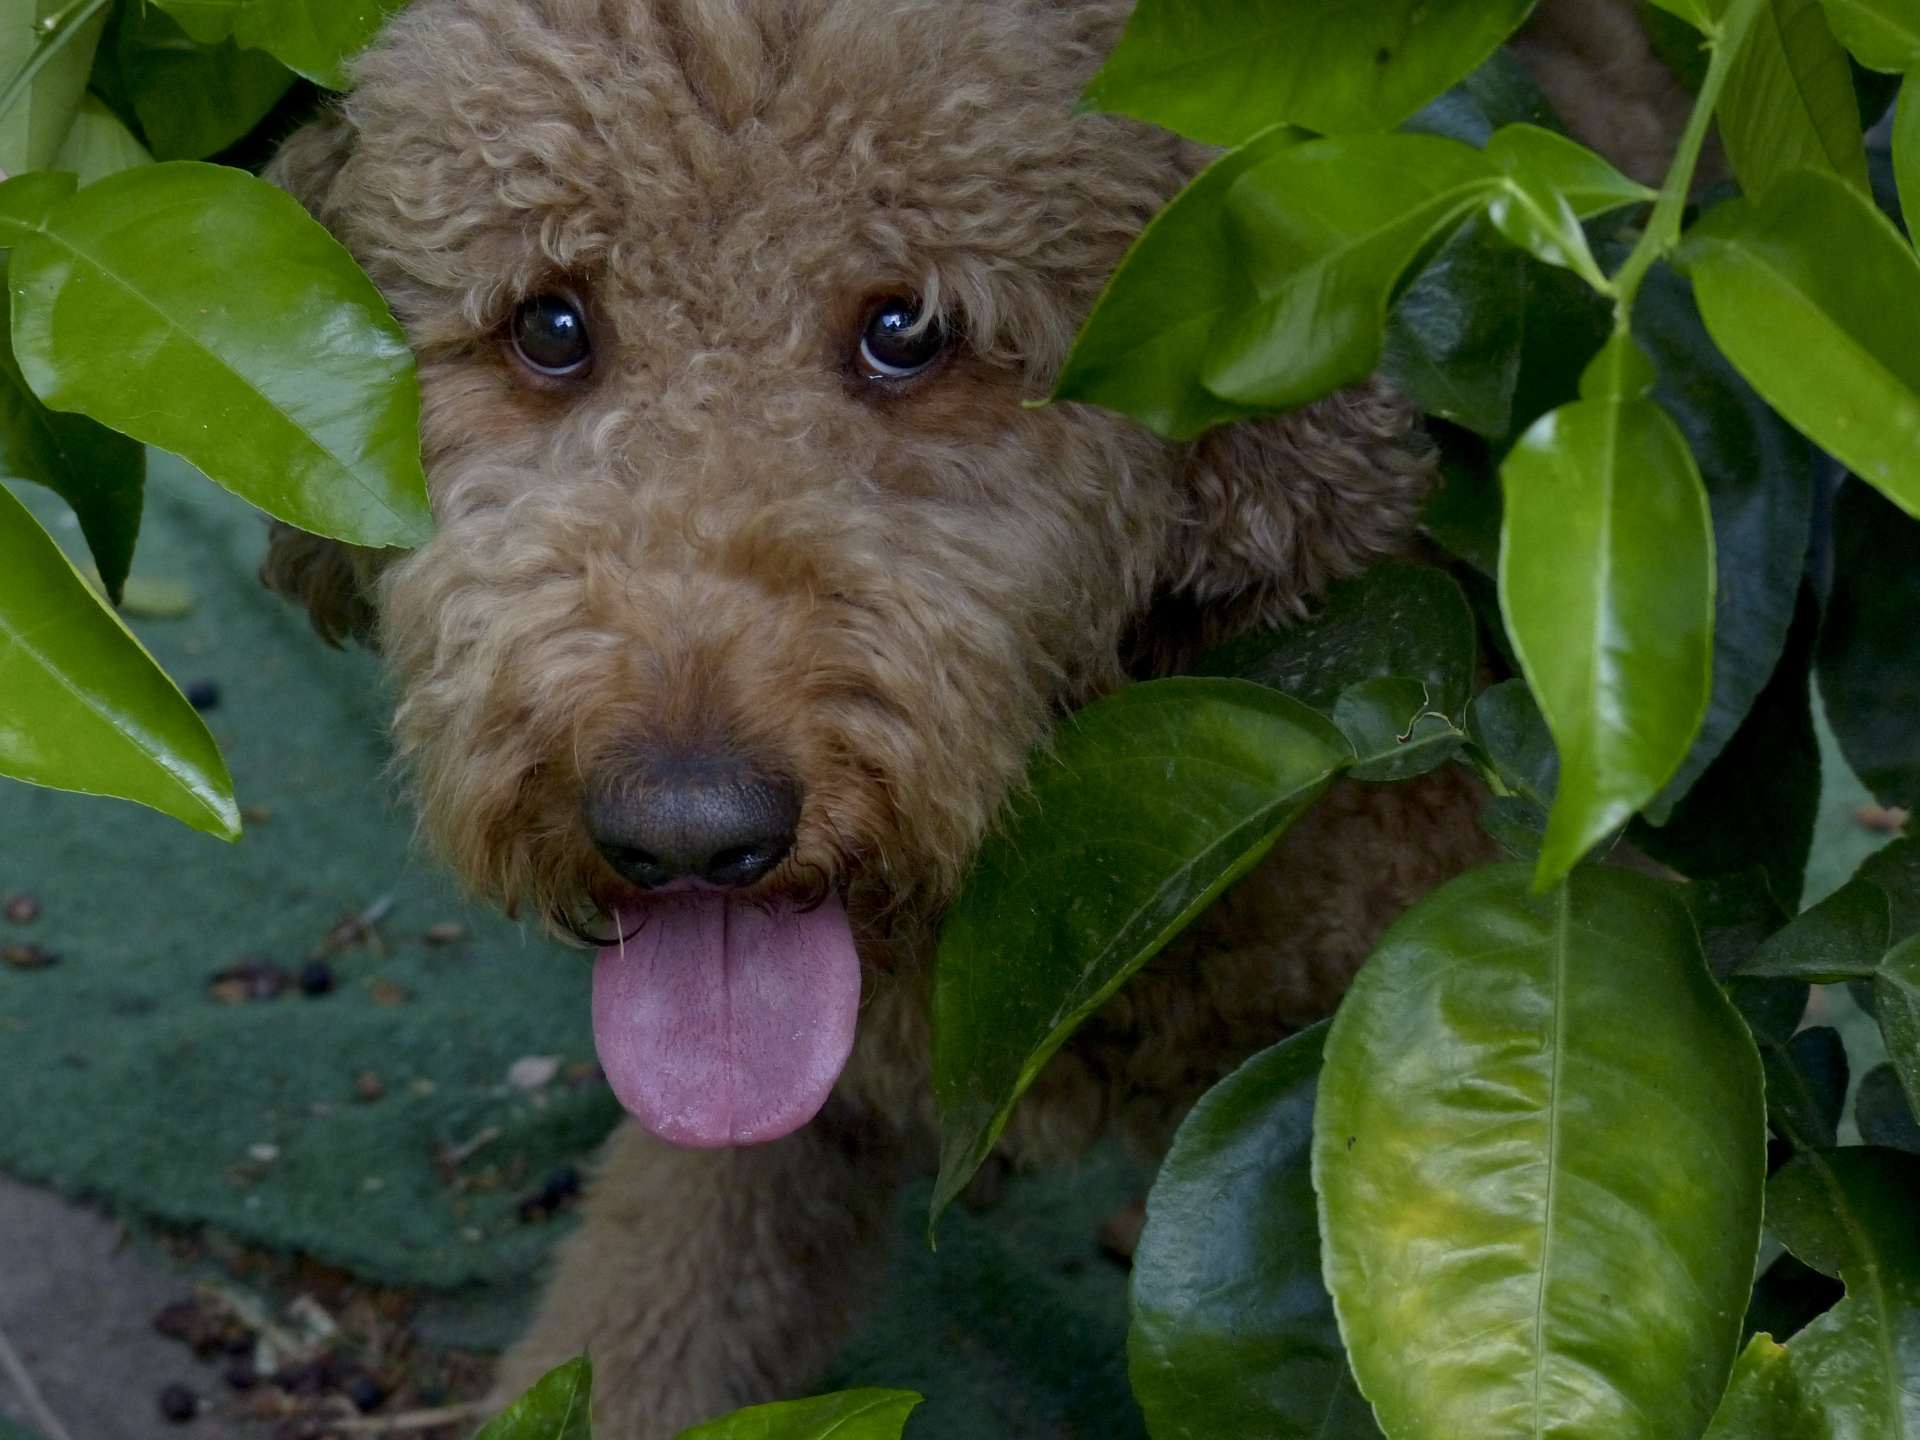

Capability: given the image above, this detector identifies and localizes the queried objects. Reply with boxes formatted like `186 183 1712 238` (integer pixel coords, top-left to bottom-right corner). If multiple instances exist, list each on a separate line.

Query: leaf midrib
1530 881 1573 1438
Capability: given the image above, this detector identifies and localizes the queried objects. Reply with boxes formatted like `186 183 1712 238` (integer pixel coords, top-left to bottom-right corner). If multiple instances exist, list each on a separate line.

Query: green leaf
1702 1334 1815 1440
1857 1061 1920 1152
1331 676 1466 783
1761 1026 1848 1150
929 678 1351 1227
1816 479 1920 809
1315 864 1766 1440
1645 0 1726 28
1636 263 1818 823
1129 1023 1382 1440
1420 428 1503 572
1482 124 1654 288
1739 874 1892 981
1080 0 1538 146
0 169 74 249
1718 0 1870 196
1764 1147 1920 1435
1205 134 1497 411
11 162 432 548
117 2 295 161
1498 333 1715 887
0 253 143 601
1897 74 1920 243
677 1390 923 1440
1817 0 1920 71
0 480 236 838
153 0 405 90
1381 218 1526 438
1465 678 1558 807
1874 935 1920 1123
50 94 153 186
1195 560 1477 721
0 0 110 176
1402 49 1562 149
474 1356 592 1440
1628 585 1820 901
1050 124 1304 441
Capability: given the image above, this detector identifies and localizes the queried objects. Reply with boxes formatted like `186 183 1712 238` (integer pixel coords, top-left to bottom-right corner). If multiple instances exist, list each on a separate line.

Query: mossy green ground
0 461 1146 1440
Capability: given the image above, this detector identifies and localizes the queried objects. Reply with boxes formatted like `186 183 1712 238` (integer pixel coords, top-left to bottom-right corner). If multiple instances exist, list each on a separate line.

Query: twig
335 1401 489 1435
0 1318 76 1440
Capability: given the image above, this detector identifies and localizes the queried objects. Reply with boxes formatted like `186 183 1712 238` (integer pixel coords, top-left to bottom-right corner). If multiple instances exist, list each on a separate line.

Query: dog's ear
263 104 357 231
259 523 383 647
1144 380 1437 664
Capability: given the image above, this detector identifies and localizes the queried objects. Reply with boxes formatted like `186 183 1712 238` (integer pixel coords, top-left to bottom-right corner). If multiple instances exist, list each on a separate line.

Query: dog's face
269 0 1433 1147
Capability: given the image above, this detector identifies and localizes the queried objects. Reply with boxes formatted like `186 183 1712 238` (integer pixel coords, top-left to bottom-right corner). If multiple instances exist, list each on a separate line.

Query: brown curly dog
258 0 1689 1431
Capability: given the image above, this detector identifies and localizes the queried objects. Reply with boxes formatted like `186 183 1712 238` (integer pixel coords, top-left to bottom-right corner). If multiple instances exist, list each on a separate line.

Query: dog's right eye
511 295 592 377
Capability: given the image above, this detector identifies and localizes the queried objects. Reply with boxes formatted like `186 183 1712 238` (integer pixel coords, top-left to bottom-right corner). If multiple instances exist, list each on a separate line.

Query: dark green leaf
1875 935 1920 1122
153 0 406 90
1080 0 1538 146
1464 677 1558 807
1195 560 1477 720
1129 1023 1381 1440
1381 218 1526 438
1508 249 1616 439
1739 875 1892 980
1478 793 1549 861
11 162 432 548
1628 585 1819 900
1316 864 1766 1440
1761 1025 1848 1149
474 1356 592 1440
0 0 110 176
1330 676 1465 783
1641 4 1714 93
1679 168 1920 516
1857 1061 1920 1152
1419 427 1502 573
1635 263 1818 822
1764 1147 1920 1433
1402 48 1561 148
930 679 1351 1227
1204 134 1496 411
1645 0 1726 27
0 480 236 837
1816 480 1920 810
1719 0 1870 196
1050 125 1303 441
1817 0 1920 71
1702 1334 1815 1440
678 1390 923 1440
1686 867 1791 979
1499 334 1715 886
118 2 295 161
0 254 143 601
1897 73 1920 229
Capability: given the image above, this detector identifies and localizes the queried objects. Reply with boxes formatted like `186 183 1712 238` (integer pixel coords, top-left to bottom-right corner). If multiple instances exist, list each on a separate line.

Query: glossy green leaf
1636 263 1818 822
0 169 74 248
1465 678 1558 807
1331 677 1465 783
1817 0 1920 70
1195 560 1477 721
1204 134 1497 411
1897 76 1920 246
1315 864 1766 1440
0 254 143 601
930 678 1351 1226
1816 480 1920 809
1629 585 1819 900
1080 0 1538 146
1765 1147 1920 1436
117 3 295 161
153 0 405 90
1130 1023 1380 1440
1683 170 1920 509
1050 124 1304 441
1719 0 1870 196
1381 219 1526 438
11 162 432 548
51 94 153 186
1499 334 1715 887
1402 49 1561 150
678 1391 923 1440
1482 124 1654 287
0 0 110 177
1702 1334 1815 1440
0 481 235 837
475 1357 592 1440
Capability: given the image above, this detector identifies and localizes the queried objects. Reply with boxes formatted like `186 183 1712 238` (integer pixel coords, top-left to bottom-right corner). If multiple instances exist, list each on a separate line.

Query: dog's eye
856 297 948 380
511 295 592 376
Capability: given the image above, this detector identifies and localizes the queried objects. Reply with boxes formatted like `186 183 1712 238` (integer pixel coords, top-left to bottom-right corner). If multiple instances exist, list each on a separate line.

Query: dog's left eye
511 295 592 376
856 297 949 381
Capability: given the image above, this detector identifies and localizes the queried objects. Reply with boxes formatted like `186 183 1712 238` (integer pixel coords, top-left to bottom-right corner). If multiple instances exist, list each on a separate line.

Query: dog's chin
591 889 861 1148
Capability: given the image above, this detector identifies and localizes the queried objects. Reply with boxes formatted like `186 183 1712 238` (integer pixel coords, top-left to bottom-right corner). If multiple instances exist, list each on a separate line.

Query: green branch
1611 0 1766 326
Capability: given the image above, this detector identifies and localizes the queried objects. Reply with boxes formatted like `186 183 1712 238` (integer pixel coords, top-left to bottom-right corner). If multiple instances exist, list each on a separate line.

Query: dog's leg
493 1105 908 1440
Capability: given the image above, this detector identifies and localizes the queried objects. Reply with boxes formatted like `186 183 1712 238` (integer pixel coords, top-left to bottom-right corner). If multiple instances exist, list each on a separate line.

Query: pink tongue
592 892 861 1147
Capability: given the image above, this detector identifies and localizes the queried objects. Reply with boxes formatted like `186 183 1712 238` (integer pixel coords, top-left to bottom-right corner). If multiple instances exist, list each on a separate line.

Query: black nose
585 753 802 890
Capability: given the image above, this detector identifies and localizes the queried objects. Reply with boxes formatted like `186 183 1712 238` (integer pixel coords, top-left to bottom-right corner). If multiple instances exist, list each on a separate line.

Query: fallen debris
420 923 466 946
505 1056 561 1092
210 960 292 1004
2 893 39 924
355 1072 387 1103
516 1165 582 1224
1854 802 1911 833
2 943 56 970
1097 1200 1147 1266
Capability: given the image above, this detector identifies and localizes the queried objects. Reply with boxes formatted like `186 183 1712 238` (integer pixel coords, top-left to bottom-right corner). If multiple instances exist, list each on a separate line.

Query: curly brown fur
256 2 1675 1433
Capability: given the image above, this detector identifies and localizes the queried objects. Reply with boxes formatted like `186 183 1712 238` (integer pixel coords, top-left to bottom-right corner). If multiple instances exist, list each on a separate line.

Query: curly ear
262 103 357 228
260 523 383 648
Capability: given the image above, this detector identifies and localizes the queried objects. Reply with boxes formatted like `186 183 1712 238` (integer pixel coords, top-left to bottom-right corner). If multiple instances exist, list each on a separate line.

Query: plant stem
1610 0 1766 327
0 0 112 143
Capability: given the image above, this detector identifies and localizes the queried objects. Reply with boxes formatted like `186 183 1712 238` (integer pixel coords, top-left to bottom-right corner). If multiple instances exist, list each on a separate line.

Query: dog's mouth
591 889 861 1147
